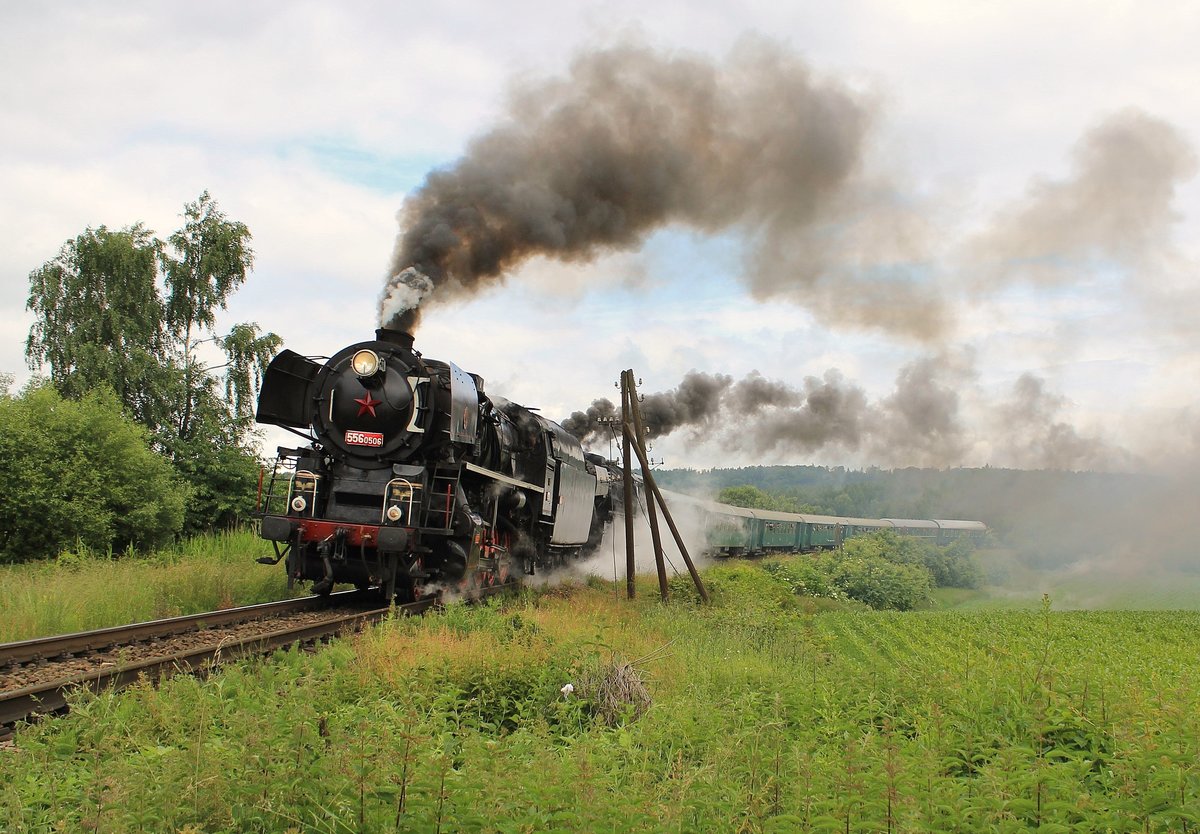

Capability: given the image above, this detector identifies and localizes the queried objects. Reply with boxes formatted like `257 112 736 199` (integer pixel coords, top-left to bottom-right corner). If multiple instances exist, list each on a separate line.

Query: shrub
0 383 187 561
170 424 264 535
669 561 795 610
761 557 838 599
819 551 932 610
932 538 984 588
843 531 982 589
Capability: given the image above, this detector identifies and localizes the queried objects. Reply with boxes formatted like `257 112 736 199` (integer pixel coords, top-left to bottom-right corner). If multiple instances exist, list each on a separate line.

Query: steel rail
0 582 509 737
0 590 366 668
0 601 420 730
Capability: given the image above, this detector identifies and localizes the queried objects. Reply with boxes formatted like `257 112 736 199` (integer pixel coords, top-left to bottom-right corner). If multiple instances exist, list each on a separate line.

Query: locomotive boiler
254 329 614 601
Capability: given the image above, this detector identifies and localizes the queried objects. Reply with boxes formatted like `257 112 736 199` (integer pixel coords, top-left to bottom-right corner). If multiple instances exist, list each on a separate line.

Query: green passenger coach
658 490 987 556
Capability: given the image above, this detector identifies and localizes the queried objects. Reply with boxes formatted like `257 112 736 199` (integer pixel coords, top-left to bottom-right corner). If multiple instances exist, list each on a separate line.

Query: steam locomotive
255 329 617 601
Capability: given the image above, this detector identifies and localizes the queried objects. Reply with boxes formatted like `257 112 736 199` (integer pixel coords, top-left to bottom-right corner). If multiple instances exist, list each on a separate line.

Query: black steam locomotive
255 329 616 601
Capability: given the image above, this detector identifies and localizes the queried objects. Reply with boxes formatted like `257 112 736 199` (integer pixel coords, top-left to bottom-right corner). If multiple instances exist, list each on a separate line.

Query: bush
755 535 958 610
842 531 982 589
761 557 838 599
932 539 984 588
0 383 187 561
169 419 264 535
669 561 796 610
819 552 932 610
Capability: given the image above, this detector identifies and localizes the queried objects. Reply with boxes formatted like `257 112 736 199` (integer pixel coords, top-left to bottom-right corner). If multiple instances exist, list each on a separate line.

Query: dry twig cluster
576 659 652 726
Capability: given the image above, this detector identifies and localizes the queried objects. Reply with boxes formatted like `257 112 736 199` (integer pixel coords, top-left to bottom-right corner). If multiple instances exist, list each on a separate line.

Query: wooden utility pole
626 374 669 601
620 370 637 600
620 422 710 604
617 370 710 605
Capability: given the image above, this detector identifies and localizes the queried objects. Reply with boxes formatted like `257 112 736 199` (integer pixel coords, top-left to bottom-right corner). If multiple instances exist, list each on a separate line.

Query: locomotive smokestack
375 328 415 351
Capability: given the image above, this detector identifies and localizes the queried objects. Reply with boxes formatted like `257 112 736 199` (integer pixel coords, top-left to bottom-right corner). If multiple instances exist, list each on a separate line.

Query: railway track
0 586 505 740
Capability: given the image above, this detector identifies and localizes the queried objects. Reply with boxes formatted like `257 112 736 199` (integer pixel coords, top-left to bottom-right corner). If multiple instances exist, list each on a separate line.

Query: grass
0 528 292 642
3 558 1200 832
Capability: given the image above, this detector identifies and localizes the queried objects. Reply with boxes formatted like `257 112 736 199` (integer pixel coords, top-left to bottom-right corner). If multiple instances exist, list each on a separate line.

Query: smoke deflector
256 350 322 428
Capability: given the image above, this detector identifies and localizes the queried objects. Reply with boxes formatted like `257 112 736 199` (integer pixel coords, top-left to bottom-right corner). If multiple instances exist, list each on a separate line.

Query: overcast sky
3 1 1198 472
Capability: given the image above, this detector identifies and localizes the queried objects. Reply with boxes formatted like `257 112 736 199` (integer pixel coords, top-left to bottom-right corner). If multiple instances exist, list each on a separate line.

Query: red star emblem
354 392 381 418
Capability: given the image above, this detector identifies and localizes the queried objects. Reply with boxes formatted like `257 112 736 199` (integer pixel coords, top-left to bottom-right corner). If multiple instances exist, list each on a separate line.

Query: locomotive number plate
345 430 384 448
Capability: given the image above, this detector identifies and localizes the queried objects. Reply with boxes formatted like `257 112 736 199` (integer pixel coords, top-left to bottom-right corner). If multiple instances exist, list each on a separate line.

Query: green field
3 556 1199 833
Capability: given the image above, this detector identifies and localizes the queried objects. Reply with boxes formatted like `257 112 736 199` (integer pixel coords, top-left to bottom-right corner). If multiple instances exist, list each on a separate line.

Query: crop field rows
683 606 1200 832
2 578 1199 832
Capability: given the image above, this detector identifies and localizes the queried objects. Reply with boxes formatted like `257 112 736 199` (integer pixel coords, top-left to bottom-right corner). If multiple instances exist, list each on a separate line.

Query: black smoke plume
560 398 617 442
640 372 733 436
564 362 934 460
564 356 1128 470
561 371 733 447
381 37 945 338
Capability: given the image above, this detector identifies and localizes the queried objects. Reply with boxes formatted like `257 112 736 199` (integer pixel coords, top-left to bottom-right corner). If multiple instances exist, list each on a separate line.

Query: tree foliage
717 484 817 514
24 193 280 545
820 551 932 610
0 383 186 562
220 322 283 432
26 225 174 435
717 485 775 509
840 530 980 587
165 192 253 340
167 390 265 533
163 192 261 442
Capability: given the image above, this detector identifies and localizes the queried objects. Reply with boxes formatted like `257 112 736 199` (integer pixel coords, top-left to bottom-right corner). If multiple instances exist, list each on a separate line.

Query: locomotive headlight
386 505 403 522
351 349 382 378
291 496 308 513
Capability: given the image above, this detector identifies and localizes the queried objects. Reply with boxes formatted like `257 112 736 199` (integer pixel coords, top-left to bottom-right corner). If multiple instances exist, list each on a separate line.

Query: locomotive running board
463 462 544 493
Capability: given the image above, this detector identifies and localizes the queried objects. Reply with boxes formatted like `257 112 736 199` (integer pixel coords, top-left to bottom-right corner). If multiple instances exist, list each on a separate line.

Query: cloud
964 109 1197 286
0 4 508 160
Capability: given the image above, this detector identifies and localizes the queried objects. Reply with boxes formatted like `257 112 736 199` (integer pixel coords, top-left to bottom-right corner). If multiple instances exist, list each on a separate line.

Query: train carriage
653 490 987 557
800 515 844 550
933 519 989 545
880 519 940 540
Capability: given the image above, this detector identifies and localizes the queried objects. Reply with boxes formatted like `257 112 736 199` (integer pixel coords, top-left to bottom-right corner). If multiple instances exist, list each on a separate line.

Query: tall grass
4 557 1200 831
0 529 292 642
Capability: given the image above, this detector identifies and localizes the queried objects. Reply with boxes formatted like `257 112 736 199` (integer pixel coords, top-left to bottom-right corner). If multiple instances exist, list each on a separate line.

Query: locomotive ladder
422 466 461 531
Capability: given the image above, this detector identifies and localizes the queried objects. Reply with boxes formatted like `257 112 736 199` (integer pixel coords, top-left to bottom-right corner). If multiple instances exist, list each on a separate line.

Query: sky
3 0 1199 473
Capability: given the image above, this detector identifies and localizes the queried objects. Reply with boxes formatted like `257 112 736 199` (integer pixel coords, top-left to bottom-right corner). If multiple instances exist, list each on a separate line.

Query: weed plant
3 564 1200 832
0 529 291 642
